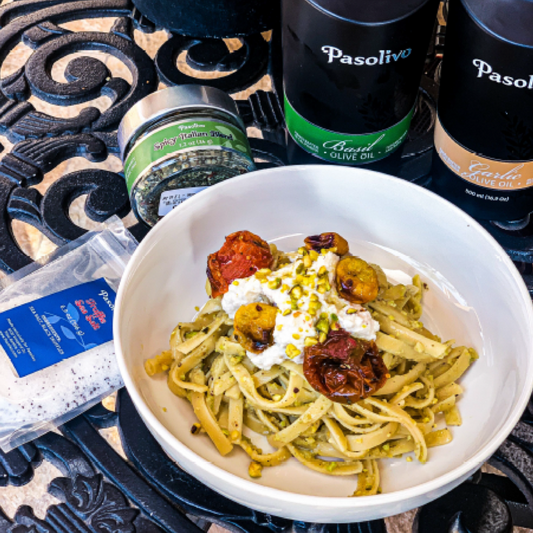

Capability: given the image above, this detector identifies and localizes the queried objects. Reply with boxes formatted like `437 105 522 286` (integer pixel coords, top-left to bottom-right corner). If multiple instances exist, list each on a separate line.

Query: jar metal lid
118 85 244 158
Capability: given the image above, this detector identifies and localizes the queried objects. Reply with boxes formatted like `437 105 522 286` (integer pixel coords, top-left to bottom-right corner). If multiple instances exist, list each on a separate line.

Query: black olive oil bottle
282 0 440 165
432 0 533 221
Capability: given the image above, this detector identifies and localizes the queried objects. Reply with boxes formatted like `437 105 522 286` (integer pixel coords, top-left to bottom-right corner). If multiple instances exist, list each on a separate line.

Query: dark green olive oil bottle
282 0 439 165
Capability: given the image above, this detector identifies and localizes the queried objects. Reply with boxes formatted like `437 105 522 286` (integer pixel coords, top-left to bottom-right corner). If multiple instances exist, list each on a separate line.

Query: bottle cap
118 85 243 158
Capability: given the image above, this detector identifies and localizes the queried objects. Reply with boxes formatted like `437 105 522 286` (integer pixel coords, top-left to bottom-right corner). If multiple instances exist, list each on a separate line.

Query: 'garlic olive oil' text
432 0 533 221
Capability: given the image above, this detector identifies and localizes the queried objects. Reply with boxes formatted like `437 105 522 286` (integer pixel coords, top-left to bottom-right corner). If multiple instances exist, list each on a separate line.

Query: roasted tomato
336 256 379 304
234 303 278 353
303 329 388 404
304 232 349 256
207 230 273 298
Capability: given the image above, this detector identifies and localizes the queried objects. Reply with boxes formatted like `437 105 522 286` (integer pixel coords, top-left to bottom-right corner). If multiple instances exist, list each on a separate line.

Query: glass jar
118 85 255 226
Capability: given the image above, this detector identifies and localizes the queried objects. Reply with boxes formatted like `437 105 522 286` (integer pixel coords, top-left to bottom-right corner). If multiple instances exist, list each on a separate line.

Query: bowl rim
114 164 533 509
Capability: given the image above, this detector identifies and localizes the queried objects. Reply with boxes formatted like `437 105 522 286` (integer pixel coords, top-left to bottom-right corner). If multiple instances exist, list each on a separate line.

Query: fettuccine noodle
145 245 477 497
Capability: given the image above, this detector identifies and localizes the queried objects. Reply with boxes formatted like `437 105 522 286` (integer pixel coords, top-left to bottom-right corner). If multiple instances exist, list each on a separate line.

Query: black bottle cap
464 0 533 47
308 0 432 24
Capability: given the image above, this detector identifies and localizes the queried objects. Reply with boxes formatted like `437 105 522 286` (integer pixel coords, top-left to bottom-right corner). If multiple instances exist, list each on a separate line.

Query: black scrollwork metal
0 0 278 273
22 18 157 132
0 431 200 533
413 480 514 533
155 33 270 93
0 444 41 488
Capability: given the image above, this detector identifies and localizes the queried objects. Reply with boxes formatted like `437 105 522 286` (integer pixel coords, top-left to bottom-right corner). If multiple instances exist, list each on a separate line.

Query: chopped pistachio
230 354 244 365
327 461 338 472
304 336 318 347
290 285 303 299
316 317 330 335
286 344 301 359
249 462 263 478
268 277 282 290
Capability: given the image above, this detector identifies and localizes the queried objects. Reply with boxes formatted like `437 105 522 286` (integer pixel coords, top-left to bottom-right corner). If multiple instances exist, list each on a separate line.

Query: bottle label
0 279 115 378
284 95 413 164
472 59 533 91
124 119 253 194
158 186 207 216
435 117 533 191
321 46 413 67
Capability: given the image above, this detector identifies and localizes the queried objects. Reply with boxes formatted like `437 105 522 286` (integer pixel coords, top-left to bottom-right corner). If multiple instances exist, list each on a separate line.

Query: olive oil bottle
282 0 439 165
432 0 533 221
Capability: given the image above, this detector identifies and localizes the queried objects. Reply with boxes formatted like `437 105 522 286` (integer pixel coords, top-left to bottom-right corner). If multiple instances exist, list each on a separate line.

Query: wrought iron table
1 2 533 532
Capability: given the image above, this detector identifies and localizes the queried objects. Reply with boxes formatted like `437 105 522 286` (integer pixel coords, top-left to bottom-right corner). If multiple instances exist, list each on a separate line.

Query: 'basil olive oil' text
282 0 439 165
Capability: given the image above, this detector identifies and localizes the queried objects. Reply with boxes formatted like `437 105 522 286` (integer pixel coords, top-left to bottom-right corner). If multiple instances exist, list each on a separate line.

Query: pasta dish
145 231 476 496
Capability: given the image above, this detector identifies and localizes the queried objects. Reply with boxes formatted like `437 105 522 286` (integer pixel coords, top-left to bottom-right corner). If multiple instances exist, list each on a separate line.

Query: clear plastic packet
0 217 137 452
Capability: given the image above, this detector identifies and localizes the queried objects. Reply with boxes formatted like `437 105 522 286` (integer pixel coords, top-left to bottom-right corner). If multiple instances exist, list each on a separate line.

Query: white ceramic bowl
114 165 533 523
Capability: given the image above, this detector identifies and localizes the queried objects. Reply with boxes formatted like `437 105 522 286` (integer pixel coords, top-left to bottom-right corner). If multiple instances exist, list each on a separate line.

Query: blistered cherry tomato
303 329 388 404
207 230 273 298
304 232 349 256
234 303 278 353
336 256 379 304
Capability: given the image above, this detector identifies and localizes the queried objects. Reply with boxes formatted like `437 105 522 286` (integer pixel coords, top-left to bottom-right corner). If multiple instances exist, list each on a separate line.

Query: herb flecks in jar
118 85 255 226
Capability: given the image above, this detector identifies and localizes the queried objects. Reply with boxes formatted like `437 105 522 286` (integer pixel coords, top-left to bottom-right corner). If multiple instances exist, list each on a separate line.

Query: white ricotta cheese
337 304 380 341
221 249 379 370
309 251 339 286
221 276 264 319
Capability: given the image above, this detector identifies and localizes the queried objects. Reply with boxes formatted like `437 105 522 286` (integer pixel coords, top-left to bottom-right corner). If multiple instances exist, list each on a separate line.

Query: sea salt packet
0 217 137 452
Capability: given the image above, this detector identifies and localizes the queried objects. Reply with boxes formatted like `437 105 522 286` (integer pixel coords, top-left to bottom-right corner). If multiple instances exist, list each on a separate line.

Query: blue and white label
0 278 116 377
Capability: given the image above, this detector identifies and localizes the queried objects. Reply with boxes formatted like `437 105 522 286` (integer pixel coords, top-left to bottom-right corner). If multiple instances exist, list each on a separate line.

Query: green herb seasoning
118 85 255 226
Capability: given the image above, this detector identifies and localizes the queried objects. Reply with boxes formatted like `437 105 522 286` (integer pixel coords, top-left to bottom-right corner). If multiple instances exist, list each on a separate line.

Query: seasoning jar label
285 95 414 164
124 119 253 193
0 278 116 378
158 186 208 216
